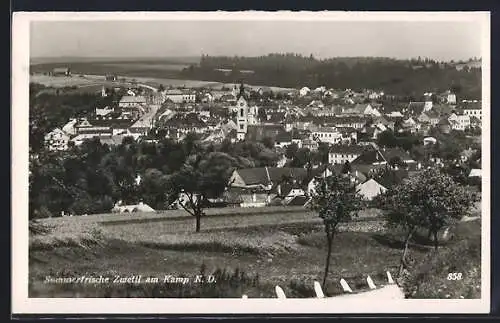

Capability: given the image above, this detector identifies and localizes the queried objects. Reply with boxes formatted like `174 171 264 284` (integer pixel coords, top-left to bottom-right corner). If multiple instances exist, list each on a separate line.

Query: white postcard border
12 11 491 314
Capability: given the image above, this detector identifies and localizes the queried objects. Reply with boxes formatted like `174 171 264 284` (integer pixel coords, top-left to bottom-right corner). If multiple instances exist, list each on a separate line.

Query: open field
29 205 481 298
30 74 124 90
30 60 193 79
30 58 296 91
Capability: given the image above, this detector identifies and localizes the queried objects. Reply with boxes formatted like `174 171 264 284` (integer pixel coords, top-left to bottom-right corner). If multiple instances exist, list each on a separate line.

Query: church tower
236 83 248 141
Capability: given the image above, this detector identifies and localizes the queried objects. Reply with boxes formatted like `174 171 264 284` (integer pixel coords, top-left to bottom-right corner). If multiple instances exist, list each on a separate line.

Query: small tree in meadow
170 152 236 232
309 174 363 288
378 168 479 276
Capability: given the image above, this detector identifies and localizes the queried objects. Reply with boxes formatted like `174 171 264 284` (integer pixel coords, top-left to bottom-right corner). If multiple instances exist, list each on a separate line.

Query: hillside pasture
30 74 123 91
30 60 190 79
28 206 480 298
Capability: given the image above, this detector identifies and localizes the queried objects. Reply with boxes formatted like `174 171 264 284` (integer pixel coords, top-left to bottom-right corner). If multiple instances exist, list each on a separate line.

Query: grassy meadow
29 207 481 299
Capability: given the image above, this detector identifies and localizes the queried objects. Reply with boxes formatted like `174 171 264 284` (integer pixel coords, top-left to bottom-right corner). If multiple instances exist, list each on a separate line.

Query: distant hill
177 54 481 99
30 56 201 65
29 54 481 99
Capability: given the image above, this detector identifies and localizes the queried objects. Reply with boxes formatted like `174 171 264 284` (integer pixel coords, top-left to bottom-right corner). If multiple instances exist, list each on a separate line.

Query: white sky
30 19 483 61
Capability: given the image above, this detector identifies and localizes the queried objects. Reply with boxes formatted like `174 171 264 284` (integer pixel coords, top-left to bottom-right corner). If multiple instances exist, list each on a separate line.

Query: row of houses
44 115 153 150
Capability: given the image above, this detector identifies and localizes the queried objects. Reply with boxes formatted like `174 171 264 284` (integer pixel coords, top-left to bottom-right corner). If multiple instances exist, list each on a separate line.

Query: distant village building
105 74 118 81
328 145 367 164
462 101 482 121
61 119 78 136
165 89 196 103
342 103 381 117
112 201 155 213
95 106 115 117
44 128 70 151
119 95 147 109
447 91 457 105
311 127 342 144
356 179 388 201
51 67 71 76
299 87 311 97
423 94 433 112
448 113 470 131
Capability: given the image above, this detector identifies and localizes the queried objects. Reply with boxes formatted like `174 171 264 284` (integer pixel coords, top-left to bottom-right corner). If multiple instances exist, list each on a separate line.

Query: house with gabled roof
274 131 293 148
328 145 369 164
356 179 387 201
119 95 147 109
341 103 381 117
418 110 440 126
461 101 482 120
44 128 70 151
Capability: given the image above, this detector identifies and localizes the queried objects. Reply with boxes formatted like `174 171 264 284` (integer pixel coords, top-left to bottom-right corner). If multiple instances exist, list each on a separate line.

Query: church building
236 84 260 140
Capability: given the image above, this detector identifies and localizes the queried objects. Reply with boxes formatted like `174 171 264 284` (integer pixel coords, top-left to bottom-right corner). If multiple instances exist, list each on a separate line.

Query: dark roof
275 131 293 143
460 101 481 110
351 149 385 165
470 116 481 123
336 127 357 134
286 195 311 206
234 167 308 186
162 114 206 128
373 116 390 125
87 119 134 128
77 128 113 135
329 145 369 155
220 94 237 101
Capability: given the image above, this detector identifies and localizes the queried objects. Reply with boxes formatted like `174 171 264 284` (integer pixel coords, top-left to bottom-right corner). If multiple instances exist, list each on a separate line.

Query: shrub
402 221 481 299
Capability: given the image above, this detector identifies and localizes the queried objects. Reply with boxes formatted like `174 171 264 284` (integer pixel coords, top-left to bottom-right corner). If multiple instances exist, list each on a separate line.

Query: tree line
180 54 481 99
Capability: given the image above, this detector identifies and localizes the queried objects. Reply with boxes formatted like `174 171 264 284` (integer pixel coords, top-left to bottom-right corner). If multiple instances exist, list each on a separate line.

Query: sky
30 19 483 61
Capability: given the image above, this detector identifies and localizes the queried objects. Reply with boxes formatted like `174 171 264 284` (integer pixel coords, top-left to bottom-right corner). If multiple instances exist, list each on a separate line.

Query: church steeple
237 82 246 100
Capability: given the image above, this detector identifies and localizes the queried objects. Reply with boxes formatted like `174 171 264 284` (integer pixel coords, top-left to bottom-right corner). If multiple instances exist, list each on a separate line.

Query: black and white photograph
12 11 490 314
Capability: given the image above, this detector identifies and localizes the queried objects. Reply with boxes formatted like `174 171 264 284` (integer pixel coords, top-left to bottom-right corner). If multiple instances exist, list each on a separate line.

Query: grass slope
28 210 481 299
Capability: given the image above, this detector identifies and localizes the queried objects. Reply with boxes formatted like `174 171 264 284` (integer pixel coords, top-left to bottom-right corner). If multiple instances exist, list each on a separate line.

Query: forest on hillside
179 54 482 99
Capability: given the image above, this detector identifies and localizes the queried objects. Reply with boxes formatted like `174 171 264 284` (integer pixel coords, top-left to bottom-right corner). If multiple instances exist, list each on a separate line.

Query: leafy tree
170 152 236 232
378 168 479 277
261 137 275 150
285 143 299 159
316 142 330 165
289 148 311 168
389 156 407 169
341 161 352 174
377 130 398 148
309 175 363 288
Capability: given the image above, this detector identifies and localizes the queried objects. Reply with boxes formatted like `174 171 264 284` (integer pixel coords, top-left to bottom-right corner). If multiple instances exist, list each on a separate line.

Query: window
240 108 244 117
239 124 244 130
